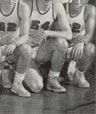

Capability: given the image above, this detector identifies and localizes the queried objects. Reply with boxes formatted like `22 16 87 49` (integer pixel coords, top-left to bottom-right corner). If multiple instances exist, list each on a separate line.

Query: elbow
20 34 29 44
61 30 72 40
23 34 29 41
66 30 72 40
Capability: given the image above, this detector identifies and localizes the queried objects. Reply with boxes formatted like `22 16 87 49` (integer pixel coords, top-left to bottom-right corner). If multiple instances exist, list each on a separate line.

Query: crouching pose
64 0 96 88
0 0 32 97
23 0 72 93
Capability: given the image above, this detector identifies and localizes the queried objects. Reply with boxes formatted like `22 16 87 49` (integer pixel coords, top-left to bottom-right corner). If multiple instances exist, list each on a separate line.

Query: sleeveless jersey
66 4 85 38
30 0 55 30
0 0 20 39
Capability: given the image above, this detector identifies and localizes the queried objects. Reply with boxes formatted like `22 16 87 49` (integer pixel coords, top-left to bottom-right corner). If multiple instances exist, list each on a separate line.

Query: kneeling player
0 0 32 97
64 0 96 88
23 0 72 93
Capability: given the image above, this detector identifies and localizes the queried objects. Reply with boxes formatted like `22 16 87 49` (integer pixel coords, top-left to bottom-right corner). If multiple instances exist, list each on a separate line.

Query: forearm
77 34 93 44
45 30 72 40
11 35 29 47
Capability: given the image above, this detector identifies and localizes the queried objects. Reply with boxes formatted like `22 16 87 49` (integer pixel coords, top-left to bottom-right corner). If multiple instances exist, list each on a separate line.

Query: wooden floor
0 70 96 114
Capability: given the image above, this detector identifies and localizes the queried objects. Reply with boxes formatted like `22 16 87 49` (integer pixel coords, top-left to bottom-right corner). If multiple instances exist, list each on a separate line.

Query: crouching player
0 0 32 97
23 0 72 93
64 0 96 88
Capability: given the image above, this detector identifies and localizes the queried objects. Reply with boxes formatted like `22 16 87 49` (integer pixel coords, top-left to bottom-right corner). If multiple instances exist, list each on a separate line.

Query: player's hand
70 42 84 61
30 29 47 45
3 44 16 56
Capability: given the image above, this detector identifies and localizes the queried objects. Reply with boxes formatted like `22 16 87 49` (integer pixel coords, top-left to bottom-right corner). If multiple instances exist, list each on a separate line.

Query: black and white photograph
0 0 96 114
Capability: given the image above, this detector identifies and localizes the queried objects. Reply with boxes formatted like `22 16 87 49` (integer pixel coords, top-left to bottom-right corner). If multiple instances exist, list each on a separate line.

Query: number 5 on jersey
30 20 50 30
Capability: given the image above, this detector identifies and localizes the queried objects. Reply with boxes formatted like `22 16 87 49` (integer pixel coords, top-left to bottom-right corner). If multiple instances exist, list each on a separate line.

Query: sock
68 60 76 80
14 71 26 84
48 70 60 78
76 68 85 74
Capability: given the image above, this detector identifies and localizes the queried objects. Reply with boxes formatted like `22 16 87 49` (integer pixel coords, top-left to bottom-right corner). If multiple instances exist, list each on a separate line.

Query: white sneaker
73 69 90 88
11 82 31 97
47 77 66 93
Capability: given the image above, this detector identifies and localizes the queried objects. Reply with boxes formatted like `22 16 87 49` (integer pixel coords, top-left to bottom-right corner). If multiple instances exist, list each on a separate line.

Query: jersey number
30 20 50 30
71 23 81 33
0 22 17 31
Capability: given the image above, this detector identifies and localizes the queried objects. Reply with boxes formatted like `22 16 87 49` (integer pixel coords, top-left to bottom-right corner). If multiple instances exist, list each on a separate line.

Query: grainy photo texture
0 0 96 114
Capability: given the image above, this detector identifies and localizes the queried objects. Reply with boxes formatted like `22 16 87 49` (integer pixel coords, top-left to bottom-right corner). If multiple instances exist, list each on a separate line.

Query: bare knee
32 79 43 93
18 44 32 60
18 44 32 55
25 68 43 92
85 43 95 57
54 38 68 52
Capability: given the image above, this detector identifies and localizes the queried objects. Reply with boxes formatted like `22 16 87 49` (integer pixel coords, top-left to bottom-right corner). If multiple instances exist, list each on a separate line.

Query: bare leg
74 43 95 88
8 44 32 97
36 38 68 92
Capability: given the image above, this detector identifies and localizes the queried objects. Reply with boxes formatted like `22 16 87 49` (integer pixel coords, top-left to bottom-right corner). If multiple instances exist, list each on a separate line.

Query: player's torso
66 4 86 38
30 0 54 30
0 0 20 38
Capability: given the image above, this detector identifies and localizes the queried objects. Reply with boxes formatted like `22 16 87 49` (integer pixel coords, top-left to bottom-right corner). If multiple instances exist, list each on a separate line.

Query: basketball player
64 0 96 88
23 0 72 93
0 0 32 97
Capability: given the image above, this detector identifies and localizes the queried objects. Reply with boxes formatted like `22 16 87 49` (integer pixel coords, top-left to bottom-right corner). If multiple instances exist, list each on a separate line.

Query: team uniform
66 4 86 59
0 0 31 97
29 0 55 44
0 0 32 97
64 3 93 88
0 0 20 60
25 0 56 84
65 4 86 79
29 0 56 58
30 0 54 30
24 0 69 93
0 0 20 88
0 0 20 41
66 5 85 39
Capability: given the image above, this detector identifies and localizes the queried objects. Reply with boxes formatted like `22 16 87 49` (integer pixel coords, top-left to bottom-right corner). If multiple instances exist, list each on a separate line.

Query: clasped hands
29 29 47 46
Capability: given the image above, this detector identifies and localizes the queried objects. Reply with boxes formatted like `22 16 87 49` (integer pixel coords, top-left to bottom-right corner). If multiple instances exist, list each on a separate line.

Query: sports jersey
66 4 85 38
0 0 20 39
30 0 55 31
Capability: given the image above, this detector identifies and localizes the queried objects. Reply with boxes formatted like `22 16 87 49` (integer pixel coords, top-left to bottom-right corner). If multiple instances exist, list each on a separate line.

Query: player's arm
70 5 96 60
12 2 30 46
77 5 96 44
45 2 72 40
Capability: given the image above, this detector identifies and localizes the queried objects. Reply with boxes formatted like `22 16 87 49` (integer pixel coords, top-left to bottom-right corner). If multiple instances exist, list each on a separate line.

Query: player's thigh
36 38 55 64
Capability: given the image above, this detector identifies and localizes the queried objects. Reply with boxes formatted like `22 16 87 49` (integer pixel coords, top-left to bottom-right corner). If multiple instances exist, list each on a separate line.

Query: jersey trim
36 0 51 15
52 3 55 20
0 3 16 17
29 0 33 17
17 0 21 20
83 5 86 23
69 6 85 18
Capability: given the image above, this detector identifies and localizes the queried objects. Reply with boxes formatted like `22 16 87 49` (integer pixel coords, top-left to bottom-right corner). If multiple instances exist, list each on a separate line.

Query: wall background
88 0 96 76
89 0 96 5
